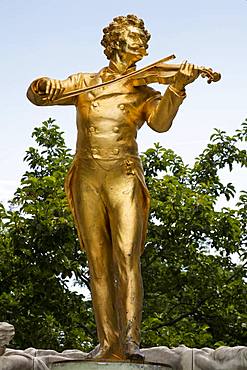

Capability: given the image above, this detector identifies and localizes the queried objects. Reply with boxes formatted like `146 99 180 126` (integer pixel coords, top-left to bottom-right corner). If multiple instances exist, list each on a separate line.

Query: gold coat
27 67 185 357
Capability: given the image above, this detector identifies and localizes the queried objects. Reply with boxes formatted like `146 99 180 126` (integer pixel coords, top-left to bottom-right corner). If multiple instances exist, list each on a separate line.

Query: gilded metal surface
27 14 218 361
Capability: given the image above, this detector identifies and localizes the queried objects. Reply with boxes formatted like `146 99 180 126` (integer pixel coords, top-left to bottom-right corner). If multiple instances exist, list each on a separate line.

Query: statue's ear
114 40 122 50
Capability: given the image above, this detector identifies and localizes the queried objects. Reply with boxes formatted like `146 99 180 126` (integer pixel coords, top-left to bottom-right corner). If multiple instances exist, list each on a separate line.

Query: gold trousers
66 156 150 354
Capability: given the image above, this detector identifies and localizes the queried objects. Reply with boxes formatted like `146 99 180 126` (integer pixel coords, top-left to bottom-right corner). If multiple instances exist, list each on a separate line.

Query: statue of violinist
27 14 220 361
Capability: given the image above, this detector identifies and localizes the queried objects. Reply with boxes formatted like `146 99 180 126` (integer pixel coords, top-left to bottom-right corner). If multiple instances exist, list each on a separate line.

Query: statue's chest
76 74 146 117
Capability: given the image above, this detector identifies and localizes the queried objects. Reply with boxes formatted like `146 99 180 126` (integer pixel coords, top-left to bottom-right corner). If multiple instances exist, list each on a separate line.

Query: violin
54 54 221 102
131 55 221 87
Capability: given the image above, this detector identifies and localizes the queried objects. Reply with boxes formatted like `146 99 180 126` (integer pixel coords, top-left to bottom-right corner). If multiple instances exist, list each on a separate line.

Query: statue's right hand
37 78 65 101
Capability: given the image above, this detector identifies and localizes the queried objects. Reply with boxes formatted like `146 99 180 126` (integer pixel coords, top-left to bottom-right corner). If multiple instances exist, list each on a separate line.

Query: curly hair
101 14 151 60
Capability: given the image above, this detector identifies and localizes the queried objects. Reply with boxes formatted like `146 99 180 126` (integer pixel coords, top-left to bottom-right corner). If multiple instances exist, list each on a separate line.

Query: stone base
1 321 247 370
51 361 172 370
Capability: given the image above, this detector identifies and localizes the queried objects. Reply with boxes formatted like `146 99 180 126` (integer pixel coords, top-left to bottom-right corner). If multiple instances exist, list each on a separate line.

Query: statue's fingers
45 80 51 95
182 62 192 76
53 81 63 100
183 61 195 78
188 63 194 75
187 63 198 79
49 80 56 100
180 60 187 71
53 90 61 101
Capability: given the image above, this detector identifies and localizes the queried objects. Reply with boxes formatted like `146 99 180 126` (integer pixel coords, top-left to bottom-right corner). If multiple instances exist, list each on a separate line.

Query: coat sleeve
144 86 186 133
26 73 84 106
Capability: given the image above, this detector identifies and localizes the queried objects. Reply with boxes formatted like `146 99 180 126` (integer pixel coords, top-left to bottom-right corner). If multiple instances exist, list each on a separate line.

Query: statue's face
118 25 147 64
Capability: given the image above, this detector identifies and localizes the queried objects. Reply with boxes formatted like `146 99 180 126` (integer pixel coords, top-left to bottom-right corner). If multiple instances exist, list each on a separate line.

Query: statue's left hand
170 62 200 93
37 78 65 101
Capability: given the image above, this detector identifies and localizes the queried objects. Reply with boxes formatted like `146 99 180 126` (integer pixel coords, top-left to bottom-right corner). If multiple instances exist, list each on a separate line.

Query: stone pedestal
1 323 247 370
51 361 172 370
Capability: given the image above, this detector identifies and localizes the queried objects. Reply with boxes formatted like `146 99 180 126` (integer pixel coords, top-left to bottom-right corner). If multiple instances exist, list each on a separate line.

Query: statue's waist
76 146 139 160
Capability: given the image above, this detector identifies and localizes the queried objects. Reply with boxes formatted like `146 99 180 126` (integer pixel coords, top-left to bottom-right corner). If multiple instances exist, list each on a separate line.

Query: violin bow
51 54 176 102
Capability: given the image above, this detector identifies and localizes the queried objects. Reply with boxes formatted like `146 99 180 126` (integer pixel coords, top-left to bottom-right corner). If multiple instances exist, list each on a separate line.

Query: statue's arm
26 73 84 106
145 86 185 133
145 62 199 133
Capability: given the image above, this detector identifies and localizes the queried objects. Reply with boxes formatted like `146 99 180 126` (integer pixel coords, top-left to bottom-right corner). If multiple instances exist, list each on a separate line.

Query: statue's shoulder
67 71 89 81
136 84 161 100
66 72 97 89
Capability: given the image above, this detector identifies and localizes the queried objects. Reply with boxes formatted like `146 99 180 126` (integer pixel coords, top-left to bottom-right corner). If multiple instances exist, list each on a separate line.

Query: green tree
0 118 95 351
0 118 246 350
141 121 247 347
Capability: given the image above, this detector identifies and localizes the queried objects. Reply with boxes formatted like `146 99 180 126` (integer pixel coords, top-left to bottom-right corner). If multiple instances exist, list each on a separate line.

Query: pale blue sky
0 0 246 205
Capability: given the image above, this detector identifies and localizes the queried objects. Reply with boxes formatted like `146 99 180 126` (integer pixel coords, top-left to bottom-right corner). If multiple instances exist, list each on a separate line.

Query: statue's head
101 15 150 63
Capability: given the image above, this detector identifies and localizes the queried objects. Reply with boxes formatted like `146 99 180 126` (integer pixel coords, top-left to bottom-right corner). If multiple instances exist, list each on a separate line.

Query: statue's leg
70 161 122 359
105 164 145 359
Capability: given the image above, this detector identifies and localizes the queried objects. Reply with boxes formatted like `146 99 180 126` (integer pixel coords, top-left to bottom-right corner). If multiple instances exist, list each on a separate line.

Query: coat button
119 104 125 110
92 101 98 107
113 127 119 133
113 148 119 155
88 126 95 133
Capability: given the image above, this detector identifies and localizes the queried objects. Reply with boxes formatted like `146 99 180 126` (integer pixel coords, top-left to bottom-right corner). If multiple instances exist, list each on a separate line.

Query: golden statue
27 15 220 361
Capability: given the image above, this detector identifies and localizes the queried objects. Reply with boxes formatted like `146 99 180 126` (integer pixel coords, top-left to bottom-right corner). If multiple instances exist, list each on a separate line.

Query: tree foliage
0 118 246 350
0 119 95 351
141 121 247 347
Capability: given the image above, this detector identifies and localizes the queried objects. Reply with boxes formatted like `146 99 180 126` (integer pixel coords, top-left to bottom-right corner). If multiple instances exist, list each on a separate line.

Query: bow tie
99 66 136 82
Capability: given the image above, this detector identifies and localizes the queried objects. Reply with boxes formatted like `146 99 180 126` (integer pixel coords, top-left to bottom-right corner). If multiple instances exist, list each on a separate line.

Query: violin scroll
199 67 221 84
